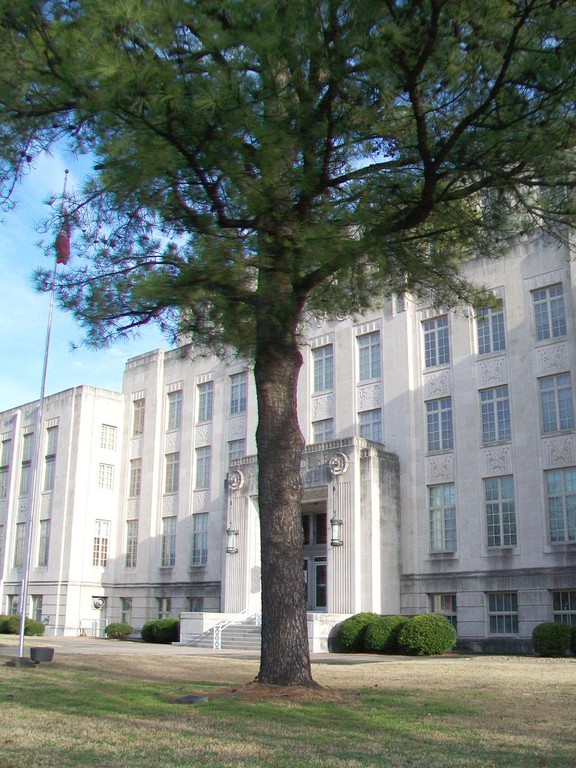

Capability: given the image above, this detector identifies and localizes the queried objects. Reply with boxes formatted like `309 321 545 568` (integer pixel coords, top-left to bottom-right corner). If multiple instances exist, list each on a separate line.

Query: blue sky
0 152 167 412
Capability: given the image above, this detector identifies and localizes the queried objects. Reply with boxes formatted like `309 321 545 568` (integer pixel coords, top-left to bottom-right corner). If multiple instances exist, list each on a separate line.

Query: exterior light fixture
330 517 343 547
226 526 239 554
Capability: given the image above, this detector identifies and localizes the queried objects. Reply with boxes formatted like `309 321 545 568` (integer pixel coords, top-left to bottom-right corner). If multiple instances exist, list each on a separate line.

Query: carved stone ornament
227 469 245 490
328 452 349 476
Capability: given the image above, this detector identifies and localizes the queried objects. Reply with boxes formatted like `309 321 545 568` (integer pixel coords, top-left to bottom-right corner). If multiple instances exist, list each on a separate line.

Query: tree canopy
1 0 576 686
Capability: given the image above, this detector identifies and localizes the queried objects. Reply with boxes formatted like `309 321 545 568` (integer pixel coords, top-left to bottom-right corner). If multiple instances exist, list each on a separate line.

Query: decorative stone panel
165 431 181 453
193 491 209 510
40 494 53 517
425 453 454 483
537 343 568 375
195 424 211 447
357 383 381 411
130 438 143 459
126 499 139 519
311 394 334 420
227 417 246 439
482 445 512 475
543 435 575 468
477 357 506 388
423 370 450 399
162 494 178 516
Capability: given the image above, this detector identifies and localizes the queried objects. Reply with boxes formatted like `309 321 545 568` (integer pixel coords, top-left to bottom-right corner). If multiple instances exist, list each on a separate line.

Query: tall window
198 381 214 422
430 594 457 630
97 463 114 490
485 476 516 547
230 372 247 414
161 516 177 567
476 301 506 355
38 519 51 567
532 284 566 341
358 332 381 381
228 438 246 463
165 452 180 494
125 520 138 568
132 398 145 436
423 316 449 368
428 483 456 552
313 345 333 392
191 513 209 566
158 597 172 619
100 424 116 450
359 409 382 443
426 398 453 452
92 520 110 567
480 386 511 443
488 592 518 634
545 467 576 543
195 446 211 489
44 426 58 492
167 390 183 430
0 439 10 500
121 597 133 625
302 512 327 545
31 595 43 623
129 459 142 498
540 374 574 433
13 522 26 568
188 597 204 612
19 433 33 497
552 591 576 626
312 419 334 444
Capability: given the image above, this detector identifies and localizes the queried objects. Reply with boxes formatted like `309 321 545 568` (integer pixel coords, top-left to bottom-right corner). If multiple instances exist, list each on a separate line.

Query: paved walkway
0 634 400 665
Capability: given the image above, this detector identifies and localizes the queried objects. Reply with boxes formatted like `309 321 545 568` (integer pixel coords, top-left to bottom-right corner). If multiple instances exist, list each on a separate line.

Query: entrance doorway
302 501 328 611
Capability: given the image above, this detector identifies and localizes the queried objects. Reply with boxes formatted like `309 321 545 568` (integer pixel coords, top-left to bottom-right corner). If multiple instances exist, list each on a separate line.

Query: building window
552 591 576 626
158 597 172 619
0 525 4 568
532 284 566 341
545 467 576 543
423 316 449 368
191 513 208 566
31 595 43 623
165 452 180 494
161 516 177 567
188 597 204 612
195 446 211 489
129 459 142 498
426 398 453 452
359 409 382 443
100 424 117 450
92 520 110 567
121 597 132 626
480 385 511 444
0 439 10 500
313 345 334 392
228 438 246 463
167 390 183 430
132 398 145 436
312 419 334 444
302 512 328 546
230 372 247 415
428 483 456 552
45 426 58 491
13 522 26 568
476 301 506 355
97 463 114 490
488 592 518 634
38 519 51 567
358 332 381 381
430 594 457 630
485 476 516 547
198 381 214 423
7 595 19 615
0 438 11 467
540 374 574 433
125 520 138 568
19 433 33 497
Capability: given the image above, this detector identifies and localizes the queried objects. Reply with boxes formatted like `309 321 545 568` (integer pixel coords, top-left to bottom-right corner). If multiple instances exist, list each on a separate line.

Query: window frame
230 372 247 415
191 513 209 566
359 409 383 443
487 592 519 634
161 516 177 567
167 390 183 431
476 301 506 355
197 381 214 423
480 385 511 444
164 452 180 495
428 483 457 553
195 446 212 489
545 467 576 543
357 331 381 381
423 315 450 368
484 475 517 548
312 344 334 392
539 373 575 434
532 283 567 342
426 397 453 452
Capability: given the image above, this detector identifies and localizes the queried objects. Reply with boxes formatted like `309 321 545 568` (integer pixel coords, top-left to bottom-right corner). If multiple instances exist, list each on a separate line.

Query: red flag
55 214 70 265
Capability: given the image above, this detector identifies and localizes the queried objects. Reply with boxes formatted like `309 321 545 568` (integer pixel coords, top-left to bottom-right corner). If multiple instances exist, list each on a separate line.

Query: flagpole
17 170 69 661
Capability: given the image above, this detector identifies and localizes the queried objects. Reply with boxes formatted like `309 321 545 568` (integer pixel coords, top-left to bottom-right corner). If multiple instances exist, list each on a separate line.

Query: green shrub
2 615 45 636
105 622 133 640
398 614 457 656
571 626 576 656
141 618 180 644
532 622 571 657
0 615 10 633
364 615 409 654
335 613 381 652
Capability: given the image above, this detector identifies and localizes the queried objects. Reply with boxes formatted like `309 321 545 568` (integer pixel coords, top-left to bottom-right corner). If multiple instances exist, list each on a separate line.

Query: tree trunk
253 288 315 687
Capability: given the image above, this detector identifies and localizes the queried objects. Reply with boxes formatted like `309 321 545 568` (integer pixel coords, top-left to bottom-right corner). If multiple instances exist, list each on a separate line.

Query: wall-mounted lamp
330 517 343 547
226 526 239 554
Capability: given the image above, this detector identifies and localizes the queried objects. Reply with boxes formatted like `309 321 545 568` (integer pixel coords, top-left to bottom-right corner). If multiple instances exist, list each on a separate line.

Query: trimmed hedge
105 622 133 640
0 615 45 636
141 618 180 644
571 626 576 656
398 614 457 656
532 622 571 657
364 615 409 654
335 613 381 652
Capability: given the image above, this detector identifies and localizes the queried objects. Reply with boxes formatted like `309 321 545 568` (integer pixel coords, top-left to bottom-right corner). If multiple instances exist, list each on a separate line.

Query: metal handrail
212 610 261 649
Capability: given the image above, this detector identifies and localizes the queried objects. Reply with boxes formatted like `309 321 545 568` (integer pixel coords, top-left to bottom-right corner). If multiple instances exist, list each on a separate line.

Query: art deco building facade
1 232 576 651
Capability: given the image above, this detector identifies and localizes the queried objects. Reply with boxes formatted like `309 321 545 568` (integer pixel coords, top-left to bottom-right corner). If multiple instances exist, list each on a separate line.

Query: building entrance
302 501 328 611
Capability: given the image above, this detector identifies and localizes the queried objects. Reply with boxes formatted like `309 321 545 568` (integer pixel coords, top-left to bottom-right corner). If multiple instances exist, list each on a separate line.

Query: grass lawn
1 648 575 767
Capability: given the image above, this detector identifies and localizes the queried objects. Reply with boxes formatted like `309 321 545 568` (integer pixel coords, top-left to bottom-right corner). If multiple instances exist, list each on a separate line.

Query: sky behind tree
0 152 165 412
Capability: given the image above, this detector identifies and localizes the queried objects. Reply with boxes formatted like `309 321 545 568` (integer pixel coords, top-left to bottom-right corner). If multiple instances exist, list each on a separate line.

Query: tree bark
253 279 315 687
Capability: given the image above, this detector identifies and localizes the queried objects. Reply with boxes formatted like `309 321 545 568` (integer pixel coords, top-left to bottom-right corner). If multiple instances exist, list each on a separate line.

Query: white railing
212 610 261 649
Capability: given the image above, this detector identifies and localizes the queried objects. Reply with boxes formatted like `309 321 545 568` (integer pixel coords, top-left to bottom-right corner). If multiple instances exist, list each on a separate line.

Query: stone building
1 232 575 651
